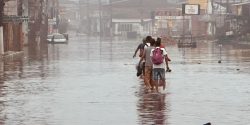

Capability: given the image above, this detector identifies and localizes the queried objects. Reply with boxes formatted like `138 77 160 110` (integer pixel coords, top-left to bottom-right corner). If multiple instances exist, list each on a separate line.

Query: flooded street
0 34 250 125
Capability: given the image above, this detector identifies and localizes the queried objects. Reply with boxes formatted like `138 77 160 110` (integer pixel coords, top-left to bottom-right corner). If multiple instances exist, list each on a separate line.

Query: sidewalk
0 51 24 61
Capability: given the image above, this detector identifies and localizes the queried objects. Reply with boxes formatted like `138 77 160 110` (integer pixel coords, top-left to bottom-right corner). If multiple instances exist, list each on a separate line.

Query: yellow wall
188 0 208 10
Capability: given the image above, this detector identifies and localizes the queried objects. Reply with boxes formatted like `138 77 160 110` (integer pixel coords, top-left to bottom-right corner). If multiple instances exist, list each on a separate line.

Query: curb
0 51 24 61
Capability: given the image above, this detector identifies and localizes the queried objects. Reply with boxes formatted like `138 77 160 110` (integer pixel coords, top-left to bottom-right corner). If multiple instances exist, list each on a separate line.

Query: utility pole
140 0 143 35
182 12 185 42
98 0 102 37
109 0 113 38
86 0 90 35
211 0 214 14
0 26 3 55
220 0 222 29
0 0 4 55
83 0 92 35
226 0 229 14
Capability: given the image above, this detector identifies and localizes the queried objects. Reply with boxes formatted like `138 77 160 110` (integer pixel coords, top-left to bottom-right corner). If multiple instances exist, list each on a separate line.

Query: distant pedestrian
139 38 155 90
157 37 171 72
134 36 152 78
150 38 169 92
133 38 148 58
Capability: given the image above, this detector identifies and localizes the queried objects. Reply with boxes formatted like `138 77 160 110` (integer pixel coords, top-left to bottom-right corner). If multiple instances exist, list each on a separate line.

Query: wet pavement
0 34 250 125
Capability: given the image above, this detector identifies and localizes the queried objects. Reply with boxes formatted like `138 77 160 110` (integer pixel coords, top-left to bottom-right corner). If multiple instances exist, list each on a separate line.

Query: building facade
2 0 27 52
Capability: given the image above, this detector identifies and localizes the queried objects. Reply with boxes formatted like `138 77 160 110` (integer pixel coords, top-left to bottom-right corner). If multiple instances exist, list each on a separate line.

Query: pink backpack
151 48 164 65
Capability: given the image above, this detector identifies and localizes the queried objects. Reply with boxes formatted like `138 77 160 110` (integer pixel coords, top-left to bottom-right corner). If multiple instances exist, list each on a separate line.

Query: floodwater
0 35 250 125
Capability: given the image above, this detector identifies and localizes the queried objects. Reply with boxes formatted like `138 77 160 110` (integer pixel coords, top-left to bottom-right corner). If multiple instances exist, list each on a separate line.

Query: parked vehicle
47 33 68 44
47 34 53 43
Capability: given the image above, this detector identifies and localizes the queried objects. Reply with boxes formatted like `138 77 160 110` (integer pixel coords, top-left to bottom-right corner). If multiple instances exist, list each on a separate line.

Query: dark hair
146 36 152 42
150 38 155 46
157 37 161 43
155 38 161 46
142 38 146 43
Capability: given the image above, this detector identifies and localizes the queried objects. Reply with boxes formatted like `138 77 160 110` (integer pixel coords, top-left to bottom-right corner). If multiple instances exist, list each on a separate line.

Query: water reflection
0 40 53 125
136 82 169 125
0 61 6 125
0 58 24 125
0 35 250 124
27 39 48 60
175 40 250 65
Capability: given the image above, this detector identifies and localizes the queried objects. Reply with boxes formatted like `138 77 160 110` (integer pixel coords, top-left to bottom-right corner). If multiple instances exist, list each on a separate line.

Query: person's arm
165 55 170 70
163 49 170 70
163 47 171 61
133 44 141 58
167 55 171 61
150 49 154 63
138 49 146 65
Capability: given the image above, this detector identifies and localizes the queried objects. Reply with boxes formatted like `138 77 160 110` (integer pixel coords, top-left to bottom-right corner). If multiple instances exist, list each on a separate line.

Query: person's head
203 123 211 125
142 38 146 44
157 37 161 43
146 36 152 42
155 37 161 47
150 38 155 46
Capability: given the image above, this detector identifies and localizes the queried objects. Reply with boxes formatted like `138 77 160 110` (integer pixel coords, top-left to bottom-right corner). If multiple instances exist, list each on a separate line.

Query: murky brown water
0 35 250 125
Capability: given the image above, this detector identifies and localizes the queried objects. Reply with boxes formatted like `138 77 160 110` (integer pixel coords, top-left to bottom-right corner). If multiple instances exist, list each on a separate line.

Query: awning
3 16 29 23
112 19 152 23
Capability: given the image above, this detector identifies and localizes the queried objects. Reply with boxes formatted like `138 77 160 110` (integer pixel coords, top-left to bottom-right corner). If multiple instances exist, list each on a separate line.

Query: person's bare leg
144 67 152 89
153 80 159 92
150 78 154 91
162 79 166 90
